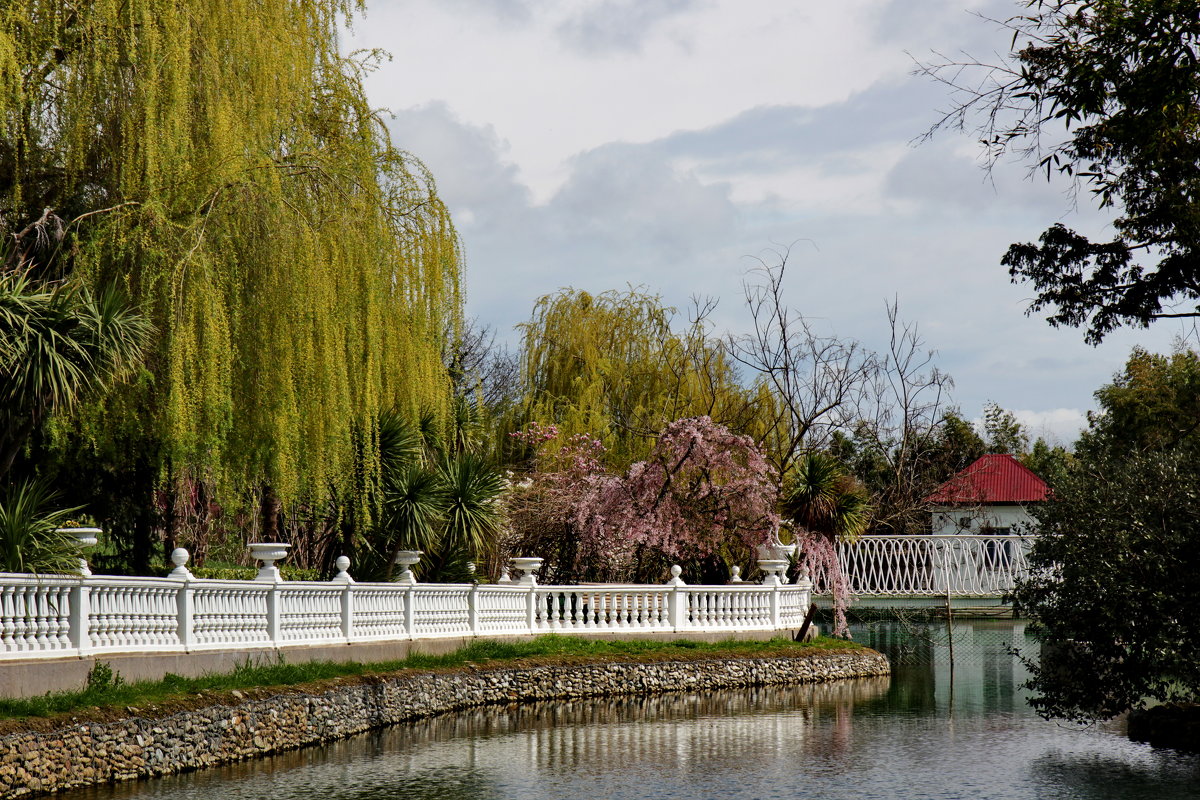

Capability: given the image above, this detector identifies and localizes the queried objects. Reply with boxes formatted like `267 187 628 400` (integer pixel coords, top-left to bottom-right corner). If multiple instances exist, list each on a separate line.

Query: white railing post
177 579 195 650
168 548 195 650
403 584 415 638
468 584 481 636
266 584 281 644
796 569 813 619
666 565 687 632
340 584 355 643
526 584 538 632
769 583 781 629
68 577 91 656
333 556 355 643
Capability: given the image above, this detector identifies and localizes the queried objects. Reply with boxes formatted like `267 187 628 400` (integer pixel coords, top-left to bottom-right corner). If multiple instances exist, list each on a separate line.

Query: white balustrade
277 583 344 644
687 587 774 630
474 585 529 634
350 585 408 641
86 578 181 652
534 587 674 632
0 562 813 660
191 581 272 647
0 575 74 657
0 536 1036 661
410 586 472 636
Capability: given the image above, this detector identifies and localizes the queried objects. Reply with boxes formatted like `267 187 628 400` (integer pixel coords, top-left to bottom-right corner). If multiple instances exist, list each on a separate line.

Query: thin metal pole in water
941 539 956 688
945 588 956 686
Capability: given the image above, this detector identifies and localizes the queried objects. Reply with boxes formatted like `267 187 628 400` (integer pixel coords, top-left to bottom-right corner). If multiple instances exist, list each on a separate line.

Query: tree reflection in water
65 624 1200 800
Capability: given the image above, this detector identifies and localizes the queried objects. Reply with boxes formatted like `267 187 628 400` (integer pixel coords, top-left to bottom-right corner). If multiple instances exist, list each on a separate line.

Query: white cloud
362 0 1187 429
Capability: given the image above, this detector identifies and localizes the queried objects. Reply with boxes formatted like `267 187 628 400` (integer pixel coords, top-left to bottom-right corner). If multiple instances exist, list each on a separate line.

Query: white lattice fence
818 535 1034 597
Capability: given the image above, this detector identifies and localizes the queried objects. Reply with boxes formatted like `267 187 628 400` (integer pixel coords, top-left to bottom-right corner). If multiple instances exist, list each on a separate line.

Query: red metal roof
925 454 1049 505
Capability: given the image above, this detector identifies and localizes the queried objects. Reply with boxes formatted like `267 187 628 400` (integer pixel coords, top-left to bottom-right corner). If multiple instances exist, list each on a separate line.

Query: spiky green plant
0 479 82 574
782 452 871 543
438 453 503 557
382 463 444 579
0 268 152 479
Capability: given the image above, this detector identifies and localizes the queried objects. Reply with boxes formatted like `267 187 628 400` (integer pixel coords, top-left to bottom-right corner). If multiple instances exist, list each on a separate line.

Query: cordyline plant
783 453 871 637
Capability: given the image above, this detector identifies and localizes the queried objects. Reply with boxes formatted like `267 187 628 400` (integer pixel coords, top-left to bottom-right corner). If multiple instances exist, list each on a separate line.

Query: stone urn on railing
248 542 291 582
56 526 101 577
756 540 796 586
509 556 543 585
393 550 422 585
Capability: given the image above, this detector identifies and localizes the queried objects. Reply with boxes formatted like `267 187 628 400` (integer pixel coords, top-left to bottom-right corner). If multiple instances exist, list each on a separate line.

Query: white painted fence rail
818 534 1034 597
0 565 811 661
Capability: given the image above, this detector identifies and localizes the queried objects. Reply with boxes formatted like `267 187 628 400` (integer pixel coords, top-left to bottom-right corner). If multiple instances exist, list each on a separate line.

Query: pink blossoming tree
573 416 780 583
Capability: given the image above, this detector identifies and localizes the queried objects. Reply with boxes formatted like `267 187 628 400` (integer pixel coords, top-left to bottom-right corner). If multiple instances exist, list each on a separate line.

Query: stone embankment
0 648 889 798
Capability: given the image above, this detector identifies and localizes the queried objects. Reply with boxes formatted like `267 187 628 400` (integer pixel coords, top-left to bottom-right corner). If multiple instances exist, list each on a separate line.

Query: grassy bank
0 634 860 721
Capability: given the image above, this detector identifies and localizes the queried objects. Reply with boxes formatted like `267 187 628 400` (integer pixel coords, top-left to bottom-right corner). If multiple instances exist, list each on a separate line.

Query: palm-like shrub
382 464 444 578
781 452 871 543
438 452 503 557
0 269 152 479
372 410 504 582
781 452 872 637
0 480 82 574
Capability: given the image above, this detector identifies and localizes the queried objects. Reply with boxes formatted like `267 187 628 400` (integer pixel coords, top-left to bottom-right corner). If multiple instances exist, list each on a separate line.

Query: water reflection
68 623 1200 800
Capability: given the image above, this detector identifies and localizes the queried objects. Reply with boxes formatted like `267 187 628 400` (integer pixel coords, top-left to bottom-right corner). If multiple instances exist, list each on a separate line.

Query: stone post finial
728 565 743 584
333 555 354 583
168 547 194 580
666 564 686 586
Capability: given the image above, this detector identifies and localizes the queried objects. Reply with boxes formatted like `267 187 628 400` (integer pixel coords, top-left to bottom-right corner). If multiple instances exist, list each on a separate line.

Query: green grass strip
0 634 859 720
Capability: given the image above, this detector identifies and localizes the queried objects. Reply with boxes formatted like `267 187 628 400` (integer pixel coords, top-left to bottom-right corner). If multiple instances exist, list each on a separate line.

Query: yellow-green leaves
2 0 462 511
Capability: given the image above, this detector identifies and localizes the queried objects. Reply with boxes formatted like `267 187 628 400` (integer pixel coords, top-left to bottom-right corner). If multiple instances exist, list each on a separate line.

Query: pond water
65 621 1200 800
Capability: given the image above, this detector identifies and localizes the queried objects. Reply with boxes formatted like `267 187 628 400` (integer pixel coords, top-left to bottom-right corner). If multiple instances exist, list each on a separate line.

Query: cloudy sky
347 0 1186 444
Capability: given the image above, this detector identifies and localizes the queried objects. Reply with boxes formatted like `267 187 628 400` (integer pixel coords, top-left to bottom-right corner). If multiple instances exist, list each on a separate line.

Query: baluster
1 587 14 652
17 588 33 650
123 586 137 647
103 586 117 647
55 587 71 648
98 587 112 648
46 587 63 648
120 586 134 647
11 588 27 650
132 587 146 646
32 587 50 649
142 588 155 645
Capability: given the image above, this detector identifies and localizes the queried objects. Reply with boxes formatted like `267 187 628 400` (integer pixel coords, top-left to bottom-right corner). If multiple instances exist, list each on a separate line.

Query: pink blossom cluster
571 417 780 572
511 423 608 483
793 532 851 637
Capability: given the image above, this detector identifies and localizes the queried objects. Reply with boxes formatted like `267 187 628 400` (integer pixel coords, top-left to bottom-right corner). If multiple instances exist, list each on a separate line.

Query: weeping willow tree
0 1 462 566
515 288 758 468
